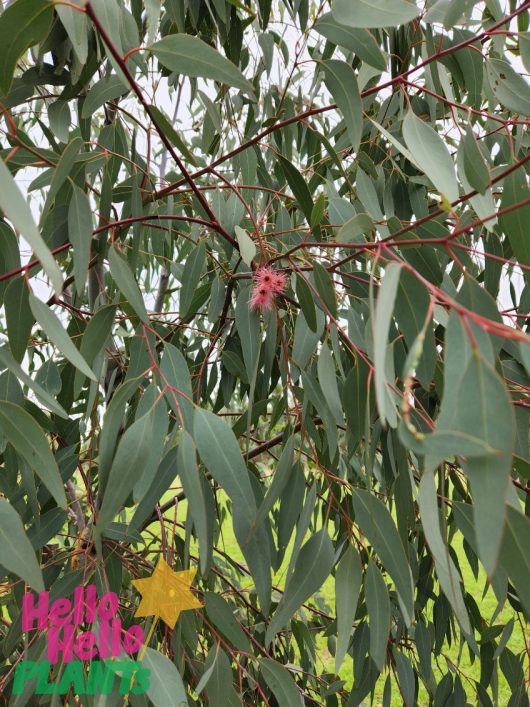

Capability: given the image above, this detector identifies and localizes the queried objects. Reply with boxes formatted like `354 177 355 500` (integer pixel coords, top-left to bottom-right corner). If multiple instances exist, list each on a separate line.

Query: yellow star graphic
132 558 203 629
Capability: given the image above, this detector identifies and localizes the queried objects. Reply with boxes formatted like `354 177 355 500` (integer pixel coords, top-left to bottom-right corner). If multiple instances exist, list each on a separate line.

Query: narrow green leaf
373 262 402 428
148 105 198 166
193 408 255 518
4 277 34 362
462 126 490 195
0 345 68 418
56 0 88 64
29 293 96 381
278 155 313 224
295 274 317 332
0 401 66 509
0 157 62 293
313 261 337 317
335 545 362 671
179 240 206 318
81 76 126 118
418 470 470 633
48 100 71 143
69 185 93 294
261 659 303 706
317 343 343 424
500 169 530 269
353 489 414 625
178 432 211 575
499 507 530 617
323 60 362 154
265 529 334 644
205 593 251 653
0 0 54 95
159 343 194 430
425 352 514 577
292 308 325 370
143 648 188 707
40 136 83 224
337 213 373 243
0 499 44 592
150 34 255 94
108 245 149 323
234 225 256 266
98 375 143 490
365 559 391 672
332 0 419 28
314 14 386 70
402 110 459 203
487 58 530 116
254 435 295 528
235 288 260 381
97 407 156 533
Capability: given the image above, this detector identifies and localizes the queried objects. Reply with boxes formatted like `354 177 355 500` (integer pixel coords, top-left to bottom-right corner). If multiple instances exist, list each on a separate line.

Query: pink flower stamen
249 267 287 311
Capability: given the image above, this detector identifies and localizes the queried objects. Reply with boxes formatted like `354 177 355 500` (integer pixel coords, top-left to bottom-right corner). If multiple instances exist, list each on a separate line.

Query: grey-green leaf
322 60 362 155
150 34 255 94
314 14 386 70
29 293 96 381
373 263 401 428
261 659 303 706
178 432 211 575
0 401 66 509
353 489 414 625
108 245 149 323
234 226 256 266
0 157 62 293
143 648 188 707
193 408 256 519
0 499 44 592
332 0 419 28
365 559 390 672
402 110 459 203
97 407 156 533
69 185 93 294
265 529 334 644
335 545 362 671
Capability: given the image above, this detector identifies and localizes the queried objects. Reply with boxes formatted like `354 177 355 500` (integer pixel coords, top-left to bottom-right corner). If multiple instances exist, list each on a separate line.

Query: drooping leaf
314 14 386 70
266 529 334 644
335 545 362 671
322 60 362 155
402 110 459 203
0 499 44 592
261 659 303 706
373 263 402 428
143 648 188 707
0 401 66 509
0 0 54 95
108 245 149 323
0 157 62 293
97 406 156 533
234 226 256 266
332 0 419 28
352 489 414 625
150 34 255 94
68 185 93 294
29 293 96 381
365 559 391 672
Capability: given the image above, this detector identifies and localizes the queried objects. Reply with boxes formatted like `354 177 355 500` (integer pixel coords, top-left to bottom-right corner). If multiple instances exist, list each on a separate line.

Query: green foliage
0 0 529 705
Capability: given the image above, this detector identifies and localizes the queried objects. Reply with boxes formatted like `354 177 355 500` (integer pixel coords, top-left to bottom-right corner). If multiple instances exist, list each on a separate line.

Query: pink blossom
249 266 287 311
249 285 274 311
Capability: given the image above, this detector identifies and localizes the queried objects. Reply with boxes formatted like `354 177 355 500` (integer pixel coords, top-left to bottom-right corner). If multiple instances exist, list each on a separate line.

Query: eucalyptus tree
0 0 529 705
